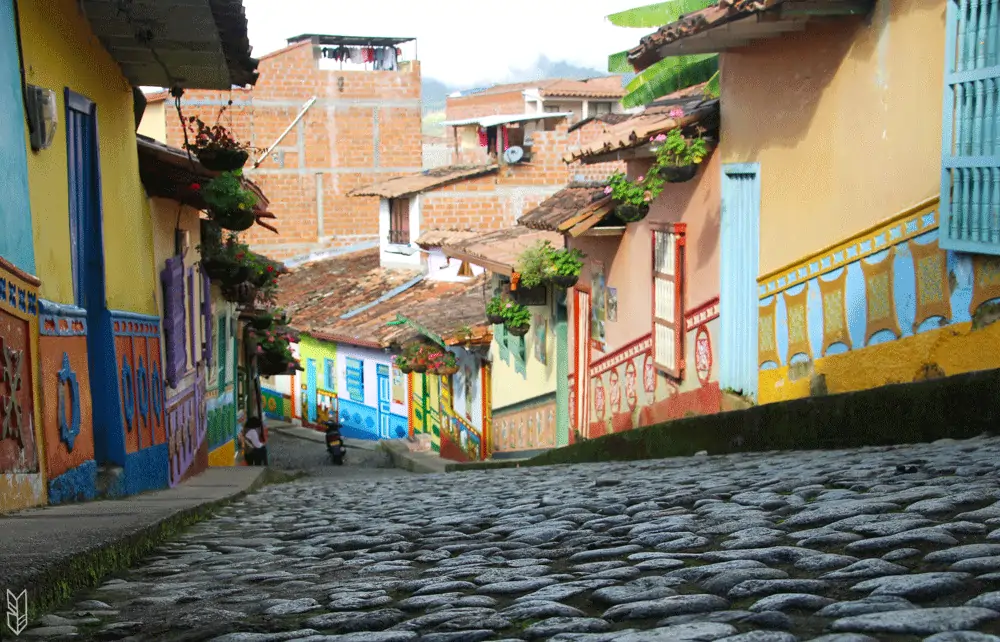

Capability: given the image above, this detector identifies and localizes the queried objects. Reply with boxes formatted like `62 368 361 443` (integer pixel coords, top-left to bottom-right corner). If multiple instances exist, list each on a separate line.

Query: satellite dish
503 146 524 164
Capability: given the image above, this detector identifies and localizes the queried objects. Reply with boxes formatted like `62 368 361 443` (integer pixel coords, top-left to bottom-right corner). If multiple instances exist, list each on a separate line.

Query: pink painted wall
568 151 721 363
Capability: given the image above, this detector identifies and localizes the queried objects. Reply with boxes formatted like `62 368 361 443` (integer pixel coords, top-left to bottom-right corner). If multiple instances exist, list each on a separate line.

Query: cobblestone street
32 435 1000 642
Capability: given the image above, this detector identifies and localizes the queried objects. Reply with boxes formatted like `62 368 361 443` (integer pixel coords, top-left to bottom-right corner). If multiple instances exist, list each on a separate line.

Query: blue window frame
324 357 335 390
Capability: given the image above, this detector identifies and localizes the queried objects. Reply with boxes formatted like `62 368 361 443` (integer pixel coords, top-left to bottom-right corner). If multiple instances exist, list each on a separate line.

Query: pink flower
603 186 613 195
654 133 667 143
256 345 263 353
637 175 644 182
669 107 685 119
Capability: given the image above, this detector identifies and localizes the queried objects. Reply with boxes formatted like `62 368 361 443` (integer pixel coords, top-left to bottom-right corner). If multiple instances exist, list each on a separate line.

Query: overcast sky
243 0 651 87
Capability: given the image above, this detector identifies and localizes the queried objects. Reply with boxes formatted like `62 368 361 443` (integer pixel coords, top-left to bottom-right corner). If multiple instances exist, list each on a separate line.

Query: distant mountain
421 56 607 113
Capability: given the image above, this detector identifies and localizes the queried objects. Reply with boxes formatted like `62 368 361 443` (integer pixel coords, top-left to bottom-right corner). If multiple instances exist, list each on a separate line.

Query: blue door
66 89 121 464
306 358 317 422
376 364 390 438
720 164 761 400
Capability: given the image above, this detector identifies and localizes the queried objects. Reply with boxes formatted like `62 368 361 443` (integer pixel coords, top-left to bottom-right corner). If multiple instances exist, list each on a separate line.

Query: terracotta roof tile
520 184 613 232
568 112 633 134
539 76 627 99
276 247 490 348
443 226 564 275
563 92 719 164
349 164 498 199
416 228 482 249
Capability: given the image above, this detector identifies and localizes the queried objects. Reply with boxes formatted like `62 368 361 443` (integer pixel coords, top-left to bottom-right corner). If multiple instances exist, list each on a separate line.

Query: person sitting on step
242 417 268 466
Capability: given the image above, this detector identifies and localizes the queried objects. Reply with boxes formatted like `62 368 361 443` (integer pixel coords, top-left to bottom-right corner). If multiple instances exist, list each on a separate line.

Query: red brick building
141 34 423 261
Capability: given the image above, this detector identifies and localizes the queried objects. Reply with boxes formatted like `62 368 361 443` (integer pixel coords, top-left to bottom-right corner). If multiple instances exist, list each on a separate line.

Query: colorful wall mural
571 297 722 439
207 305 239 467
38 300 96 504
0 261 45 512
316 343 409 440
757 199 1000 404
492 396 558 456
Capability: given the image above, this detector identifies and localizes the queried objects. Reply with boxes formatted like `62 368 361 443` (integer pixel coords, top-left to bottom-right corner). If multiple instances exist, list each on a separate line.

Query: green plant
502 301 532 328
253 328 296 362
185 111 251 153
200 170 257 214
486 295 508 318
199 233 254 268
515 241 556 289
605 170 661 209
549 247 585 277
428 350 458 374
650 122 709 167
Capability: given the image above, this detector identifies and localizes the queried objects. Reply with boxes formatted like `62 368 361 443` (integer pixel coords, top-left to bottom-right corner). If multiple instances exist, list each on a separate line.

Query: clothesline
478 126 510 151
321 45 401 70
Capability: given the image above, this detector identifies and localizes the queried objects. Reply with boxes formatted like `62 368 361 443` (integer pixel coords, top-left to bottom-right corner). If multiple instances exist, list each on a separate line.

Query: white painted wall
424 248 487 282
335 343 408 417
379 196 423 269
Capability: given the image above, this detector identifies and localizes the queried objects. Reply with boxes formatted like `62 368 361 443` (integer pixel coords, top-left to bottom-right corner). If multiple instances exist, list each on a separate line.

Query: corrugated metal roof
441 112 573 128
349 164 498 199
442 226 564 276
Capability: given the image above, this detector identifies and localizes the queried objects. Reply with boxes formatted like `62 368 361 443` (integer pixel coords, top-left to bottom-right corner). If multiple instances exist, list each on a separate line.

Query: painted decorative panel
165 369 205 486
262 387 293 419
757 199 1000 404
114 313 166 451
0 295 37 474
493 398 557 453
38 300 96 502
338 397 379 440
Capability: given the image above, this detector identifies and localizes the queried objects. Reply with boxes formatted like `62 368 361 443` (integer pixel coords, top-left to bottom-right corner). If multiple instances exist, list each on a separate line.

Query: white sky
243 0 652 87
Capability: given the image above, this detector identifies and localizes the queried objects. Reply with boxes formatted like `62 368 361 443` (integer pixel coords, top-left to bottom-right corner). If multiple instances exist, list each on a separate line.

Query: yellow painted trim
758 196 941 284
758 197 941 299
208 440 237 467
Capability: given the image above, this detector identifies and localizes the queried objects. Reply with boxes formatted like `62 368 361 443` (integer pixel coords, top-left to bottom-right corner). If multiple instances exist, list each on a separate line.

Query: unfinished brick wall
156 39 423 261
445 90 527 121
419 122 571 231
565 119 626 183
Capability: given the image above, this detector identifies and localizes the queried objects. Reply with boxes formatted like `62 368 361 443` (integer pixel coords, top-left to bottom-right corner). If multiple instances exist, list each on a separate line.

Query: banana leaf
606 0 716 28
621 54 719 109
703 70 721 99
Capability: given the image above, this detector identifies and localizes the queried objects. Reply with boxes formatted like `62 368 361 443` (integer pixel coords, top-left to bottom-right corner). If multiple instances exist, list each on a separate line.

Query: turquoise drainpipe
554 290 570 447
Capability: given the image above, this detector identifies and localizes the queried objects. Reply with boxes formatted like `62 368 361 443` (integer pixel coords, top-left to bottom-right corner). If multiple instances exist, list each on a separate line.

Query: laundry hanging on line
479 126 510 151
322 45 400 70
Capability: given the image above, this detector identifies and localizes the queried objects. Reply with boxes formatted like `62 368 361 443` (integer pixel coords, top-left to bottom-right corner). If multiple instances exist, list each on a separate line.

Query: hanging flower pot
410 363 427 373
223 281 257 306
196 147 250 172
220 265 252 287
549 274 579 289
258 356 292 377
210 208 256 232
659 164 698 183
434 363 460 376
615 203 650 223
487 313 505 324
505 323 531 337
249 312 274 331
201 258 233 282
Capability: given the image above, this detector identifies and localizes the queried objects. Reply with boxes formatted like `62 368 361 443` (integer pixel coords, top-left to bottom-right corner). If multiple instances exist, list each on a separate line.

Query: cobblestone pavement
264 431 406 479
32 435 1000 642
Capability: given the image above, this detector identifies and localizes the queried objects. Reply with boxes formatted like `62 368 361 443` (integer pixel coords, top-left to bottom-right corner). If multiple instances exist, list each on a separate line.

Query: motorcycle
325 418 346 465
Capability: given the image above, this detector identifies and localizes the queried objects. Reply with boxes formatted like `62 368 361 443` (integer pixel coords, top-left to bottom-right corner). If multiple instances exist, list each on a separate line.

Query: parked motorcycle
325 418 346 465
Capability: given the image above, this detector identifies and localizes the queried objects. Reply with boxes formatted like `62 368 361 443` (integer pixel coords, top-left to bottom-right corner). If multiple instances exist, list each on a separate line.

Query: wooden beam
568 203 616 237
443 249 513 276
583 226 626 237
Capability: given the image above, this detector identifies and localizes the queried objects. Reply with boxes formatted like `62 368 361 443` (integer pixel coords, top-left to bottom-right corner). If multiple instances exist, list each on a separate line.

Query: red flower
235 252 245 260
266 265 274 273
190 182 200 191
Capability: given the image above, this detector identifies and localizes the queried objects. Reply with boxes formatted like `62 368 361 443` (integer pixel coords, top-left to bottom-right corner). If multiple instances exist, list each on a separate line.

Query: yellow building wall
719 0 945 275
490 289 557 410
138 99 167 143
297 335 338 422
20 0 158 314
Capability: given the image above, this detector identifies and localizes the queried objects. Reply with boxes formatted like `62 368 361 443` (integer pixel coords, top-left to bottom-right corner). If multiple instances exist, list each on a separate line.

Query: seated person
242 417 268 466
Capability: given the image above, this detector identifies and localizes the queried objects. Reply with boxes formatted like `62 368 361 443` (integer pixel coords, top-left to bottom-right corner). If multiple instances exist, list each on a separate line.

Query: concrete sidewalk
266 420 378 451
0 466 268 617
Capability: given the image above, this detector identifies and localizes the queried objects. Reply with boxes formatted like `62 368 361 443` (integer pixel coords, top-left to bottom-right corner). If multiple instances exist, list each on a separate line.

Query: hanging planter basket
659 164 698 183
258 356 295 376
506 323 530 337
432 364 460 377
397 363 414 374
410 363 428 374
615 203 650 224
487 313 505 325
201 258 234 282
196 148 249 172
220 265 252 287
209 208 256 232
223 282 257 306
249 314 274 331
549 274 579 289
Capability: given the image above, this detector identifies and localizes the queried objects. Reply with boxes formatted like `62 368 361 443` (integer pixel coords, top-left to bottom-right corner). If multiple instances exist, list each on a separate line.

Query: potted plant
222 281 257 306
502 300 532 337
486 295 507 324
253 328 299 376
199 231 256 286
515 240 555 289
401 341 434 374
650 115 708 183
394 354 413 374
200 170 258 231
428 350 459 376
605 169 661 223
547 247 585 288
249 309 275 331
185 112 252 172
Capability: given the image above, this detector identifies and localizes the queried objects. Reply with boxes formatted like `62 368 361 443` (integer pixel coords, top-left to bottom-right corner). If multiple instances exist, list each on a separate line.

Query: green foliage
185 114 251 153
501 300 532 328
652 126 709 167
704 70 721 99
515 240 556 288
201 170 257 213
252 327 296 361
550 247 585 277
486 294 508 317
621 54 719 109
606 0 715 28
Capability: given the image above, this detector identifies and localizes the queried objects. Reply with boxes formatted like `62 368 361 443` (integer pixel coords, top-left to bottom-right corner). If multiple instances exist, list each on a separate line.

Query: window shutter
939 0 1000 254
201 268 213 367
652 224 686 379
161 256 187 388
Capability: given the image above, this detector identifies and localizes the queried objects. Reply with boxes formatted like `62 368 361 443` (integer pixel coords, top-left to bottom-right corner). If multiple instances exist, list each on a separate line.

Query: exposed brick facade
153 39 423 261
566 119 627 182
445 90 527 122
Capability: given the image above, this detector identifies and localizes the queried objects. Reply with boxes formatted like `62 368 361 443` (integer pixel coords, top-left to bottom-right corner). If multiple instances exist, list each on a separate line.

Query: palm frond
606 0 716 28
620 54 719 109
703 70 720 99
608 50 634 73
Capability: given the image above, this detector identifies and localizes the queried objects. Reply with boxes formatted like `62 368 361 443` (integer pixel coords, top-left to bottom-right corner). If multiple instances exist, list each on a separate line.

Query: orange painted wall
38 336 94 479
719 0 945 274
